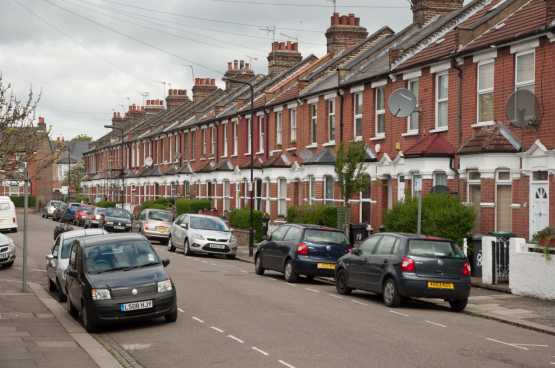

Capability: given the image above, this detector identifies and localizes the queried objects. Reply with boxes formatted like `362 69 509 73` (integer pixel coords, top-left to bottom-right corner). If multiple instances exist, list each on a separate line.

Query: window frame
324 176 334 205
408 79 419 132
223 180 230 211
247 118 252 154
211 127 215 155
202 129 207 155
375 87 386 137
436 72 449 128
290 109 297 142
278 178 287 215
354 92 363 139
515 50 535 91
311 104 317 144
328 99 336 142
259 116 264 153
434 172 448 187
309 177 316 205
223 123 228 157
477 60 495 125
192 131 196 160
276 112 282 145
495 170 512 232
233 122 238 156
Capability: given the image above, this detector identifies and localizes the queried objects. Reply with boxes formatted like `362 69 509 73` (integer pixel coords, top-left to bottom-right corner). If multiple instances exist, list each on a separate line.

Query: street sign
248 182 253 192
414 178 422 192
61 186 68 194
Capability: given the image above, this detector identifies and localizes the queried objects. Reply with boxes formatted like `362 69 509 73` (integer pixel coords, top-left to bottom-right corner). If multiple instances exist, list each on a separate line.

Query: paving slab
490 308 535 315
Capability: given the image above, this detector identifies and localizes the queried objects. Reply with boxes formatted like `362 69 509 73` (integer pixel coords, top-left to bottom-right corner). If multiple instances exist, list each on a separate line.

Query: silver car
0 233 16 268
84 207 106 228
45 228 108 302
168 214 237 259
133 209 174 245
42 200 62 219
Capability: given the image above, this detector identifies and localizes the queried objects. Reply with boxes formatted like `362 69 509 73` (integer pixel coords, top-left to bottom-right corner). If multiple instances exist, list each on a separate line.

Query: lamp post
222 76 255 257
104 125 125 208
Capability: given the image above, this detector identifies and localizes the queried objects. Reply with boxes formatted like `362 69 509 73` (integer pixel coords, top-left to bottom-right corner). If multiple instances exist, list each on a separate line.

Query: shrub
150 204 167 210
76 196 82 203
153 197 175 206
229 208 263 242
287 205 339 229
75 196 90 203
94 201 119 208
175 199 211 216
141 201 153 210
383 193 476 247
10 195 36 208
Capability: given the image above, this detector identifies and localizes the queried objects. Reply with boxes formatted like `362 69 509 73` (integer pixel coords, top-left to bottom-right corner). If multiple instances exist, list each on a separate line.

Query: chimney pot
57 137 60 141
245 63 250 70
195 78 200 85
341 15 348 25
202 78 207 84
125 113 128 117
355 17 360 26
169 89 173 95
286 41 291 50
240 60 244 69
159 101 163 106
349 13 355 25
273 41 279 50
234 60 238 69
228 62 232 70
211 79 216 86
141 106 144 111
117 112 121 117
156 99 160 105
147 100 151 106
279 42 285 50
39 117 45 123
292 42 298 51
333 12 340 25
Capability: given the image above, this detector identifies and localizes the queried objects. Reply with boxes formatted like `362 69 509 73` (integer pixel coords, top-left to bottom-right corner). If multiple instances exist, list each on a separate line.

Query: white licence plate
0 254 8 259
209 244 225 249
114 226 125 230
121 300 153 312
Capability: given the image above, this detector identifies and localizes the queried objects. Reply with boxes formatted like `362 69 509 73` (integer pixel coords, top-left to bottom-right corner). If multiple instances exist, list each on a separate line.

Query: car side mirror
263 235 268 241
46 254 54 260
162 259 170 267
352 248 359 255
68 270 78 278
180 223 188 229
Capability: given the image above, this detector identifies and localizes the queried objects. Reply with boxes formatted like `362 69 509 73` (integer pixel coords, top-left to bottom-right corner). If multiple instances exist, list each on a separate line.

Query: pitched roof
210 159 233 172
266 83 299 107
239 156 263 169
403 134 455 157
457 123 522 154
303 148 336 165
261 153 291 168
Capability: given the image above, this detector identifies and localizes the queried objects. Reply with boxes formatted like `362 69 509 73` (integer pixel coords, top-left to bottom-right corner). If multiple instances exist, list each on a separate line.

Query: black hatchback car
254 224 352 283
52 203 68 222
100 208 132 232
64 233 177 331
334 233 471 311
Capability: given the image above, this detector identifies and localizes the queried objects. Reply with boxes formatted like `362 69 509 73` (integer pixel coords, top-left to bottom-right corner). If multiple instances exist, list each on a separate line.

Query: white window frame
265 180 271 214
192 131 196 159
477 60 495 125
247 118 252 154
328 100 336 143
278 178 287 215
131 144 135 167
354 93 363 139
184 133 188 161
233 122 238 155
515 50 535 91
259 116 264 153
171 182 176 198
436 72 449 128
408 79 419 133
211 127 215 155
434 172 447 187
58 164 69 179
223 124 228 157
324 176 334 205
311 105 317 144
202 129 207 155
236 181 242 209
290 109 297 143
168 136 172 162
375 87 385 137
309 177 316 205
276 112 282 145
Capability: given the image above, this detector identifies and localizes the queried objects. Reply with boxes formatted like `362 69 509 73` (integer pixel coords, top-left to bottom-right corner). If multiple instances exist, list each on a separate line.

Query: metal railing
492 237 510 284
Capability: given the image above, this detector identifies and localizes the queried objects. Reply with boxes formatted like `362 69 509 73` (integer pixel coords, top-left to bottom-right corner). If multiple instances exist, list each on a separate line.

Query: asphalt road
2 213 555 368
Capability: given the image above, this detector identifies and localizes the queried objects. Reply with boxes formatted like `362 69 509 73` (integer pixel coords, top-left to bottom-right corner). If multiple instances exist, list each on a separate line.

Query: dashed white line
211 327 224 333
285 283 296 286
269 278 277 281
241 270 248 273
305 288 319 292
177 308 184 313
278 360 295 368
13 267 22 269
202 261 208 263
32 269 47 272
352 300 367 306
426 320 446 328
192 317 204 323
328 294 342 298
252 347 269 356
211 263 217 266
228 335 244 343
389 311 409 317
485 338 529 350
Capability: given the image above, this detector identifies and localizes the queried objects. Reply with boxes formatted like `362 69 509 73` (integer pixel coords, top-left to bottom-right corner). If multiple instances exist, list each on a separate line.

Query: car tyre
48 279 57 292
67 298 79 318
449 299 468 312
42 213 45 218
335 269 352 295
254 254 265 275
2 261 14 268
284 260 298 283
57 280 67 303
183 238 192 256
82 303 98 332
164 309 178 323
168 237 176 252
383 278 401 308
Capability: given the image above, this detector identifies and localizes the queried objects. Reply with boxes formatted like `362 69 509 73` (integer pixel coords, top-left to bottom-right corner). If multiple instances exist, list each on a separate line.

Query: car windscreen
82 206 94 213
105 209 131 218
407 240 465 258
60 203 67 209
97 208 106 214
50 201 62 207
0 203 10 211
70 204 80 209
302 229 350 246
84 240 160 273
148 210 174 222
190 217 229 232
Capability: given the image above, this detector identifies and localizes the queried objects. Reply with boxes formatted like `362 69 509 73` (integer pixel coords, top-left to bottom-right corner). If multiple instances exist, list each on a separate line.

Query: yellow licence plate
156 227 168 231
428 281 453 289
317 263 335 269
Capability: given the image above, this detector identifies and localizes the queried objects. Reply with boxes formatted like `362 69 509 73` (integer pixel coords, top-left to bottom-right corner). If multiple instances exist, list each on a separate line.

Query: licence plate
114 226 125 230
428 281 454 289
209 244 225 249
121 300 153 312
156 226 168 231
0 254 8 259
317 263 335 269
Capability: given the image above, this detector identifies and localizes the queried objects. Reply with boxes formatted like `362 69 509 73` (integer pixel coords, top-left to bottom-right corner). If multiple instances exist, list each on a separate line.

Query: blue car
61 203 81 223
254 224 352 283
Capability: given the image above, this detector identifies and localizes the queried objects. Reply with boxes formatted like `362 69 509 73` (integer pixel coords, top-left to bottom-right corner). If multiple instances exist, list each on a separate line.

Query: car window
69 243 78 269
60 203 67 209
82 206 94 213
392 239 400 255
374 236 397 255
148 210 174 222
175 215 183 225
105 209 131 218
358 236 381 255
184 216 189 227
83 240 160 273
283 227 300 241
70 204 80 209
190 217 228 232
302 229 350 246
270 226 289 241
51 201 62 207
0 203 10 211
407 240 465 258
52 237 61 257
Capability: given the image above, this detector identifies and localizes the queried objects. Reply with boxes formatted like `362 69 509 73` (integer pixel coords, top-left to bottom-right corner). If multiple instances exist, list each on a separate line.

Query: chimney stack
325 12 368 57
192 77 218 103
267 40 303 77
411 0 463 26
166 87 190 111
240 60 244 69
223 60 255 90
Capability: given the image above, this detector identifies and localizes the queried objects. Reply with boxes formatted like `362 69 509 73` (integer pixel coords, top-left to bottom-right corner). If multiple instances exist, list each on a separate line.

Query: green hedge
141 198 175 211
229 208 263 243
176 199 212 216
287 205 339 229
149 204 167 210
153 198 175 205
94 201 119 208
75 196 90 203
10 196 36 208
141 201 153 211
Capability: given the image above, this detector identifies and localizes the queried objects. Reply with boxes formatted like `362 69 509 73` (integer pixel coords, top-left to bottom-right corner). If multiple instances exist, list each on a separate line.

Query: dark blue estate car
334 233 471 311
254 224 352 283
61 203 81 223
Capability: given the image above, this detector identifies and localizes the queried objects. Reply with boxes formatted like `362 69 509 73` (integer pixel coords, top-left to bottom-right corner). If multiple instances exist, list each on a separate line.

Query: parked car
133 209 174 245
45 228 108 301
84 207 106 229
93 198 104 203
0 197 17 233
334 233 471 311
52 203 68 222
73 205 97 227
63 233 177 331
168 214 237 259
42 200 62 219
99 208 132 232
61 203 81 223
0 233 16 267
254 225 352 283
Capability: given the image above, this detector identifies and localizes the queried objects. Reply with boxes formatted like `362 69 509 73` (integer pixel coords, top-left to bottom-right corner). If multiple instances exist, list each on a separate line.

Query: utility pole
22 162 28 292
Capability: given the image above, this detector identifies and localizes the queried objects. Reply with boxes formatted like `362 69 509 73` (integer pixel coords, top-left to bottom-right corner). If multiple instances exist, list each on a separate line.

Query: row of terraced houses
81 0 555 239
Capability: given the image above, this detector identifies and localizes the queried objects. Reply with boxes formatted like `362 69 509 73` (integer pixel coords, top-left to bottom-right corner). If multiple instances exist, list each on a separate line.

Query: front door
367 235 397 292
346 235 381 289
531 184 549 236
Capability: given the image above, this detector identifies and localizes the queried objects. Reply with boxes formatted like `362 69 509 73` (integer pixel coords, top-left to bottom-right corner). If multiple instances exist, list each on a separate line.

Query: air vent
494 23 506 30
435 38 446 45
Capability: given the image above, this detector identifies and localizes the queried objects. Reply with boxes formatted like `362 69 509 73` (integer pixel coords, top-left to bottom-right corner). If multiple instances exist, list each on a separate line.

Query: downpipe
452 57 462 195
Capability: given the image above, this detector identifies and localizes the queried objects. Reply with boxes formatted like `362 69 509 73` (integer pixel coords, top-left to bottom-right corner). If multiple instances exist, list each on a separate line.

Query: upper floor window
247 118 252 154
516 51 535 92
290 109 297 142
328 100 336 142
223 124 228 157
276 112 282 145
191 131 196 159
233 122 238 155
478 61 494 124
184 133 188 161
211 127 215 155
354 93 363 138
131 145 135 167
375 87 385 136
311 105 317 144
436 73 448 128
408 80 419 132
310 177 316 205
202 129 207 155
259 116 264 153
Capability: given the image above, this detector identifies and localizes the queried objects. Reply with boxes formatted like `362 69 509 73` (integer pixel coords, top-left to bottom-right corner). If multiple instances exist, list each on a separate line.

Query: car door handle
383 259 388 263
364 258 368 263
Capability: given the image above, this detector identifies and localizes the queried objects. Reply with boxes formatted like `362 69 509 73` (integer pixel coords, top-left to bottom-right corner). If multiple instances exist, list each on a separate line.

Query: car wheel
11 228 17 233
67 297 79 318
383 278 401 308
449 299 468 312
335 269 352 295
168 237 176 252
227 255 236 260
164 309 178 323
48 279 57 292
42 213 45 218
254 254 265 275
81 303 98 332
57 280 67 303
284 260 298 283
183 238 192 256
2 261 14 268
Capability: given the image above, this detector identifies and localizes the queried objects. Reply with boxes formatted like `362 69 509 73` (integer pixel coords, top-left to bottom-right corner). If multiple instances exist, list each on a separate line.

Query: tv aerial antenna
260 25 277 64
122 97 130 108
280 33 299 42
139 92 149 109
505 89 540 130
154 81 167 97
326 0 337 13
118 104 125 114
244 55 258 69
182 65 194 84
387 88 418 118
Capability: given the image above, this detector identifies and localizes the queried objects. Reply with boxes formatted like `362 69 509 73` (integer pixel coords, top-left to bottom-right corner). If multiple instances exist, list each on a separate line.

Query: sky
1 0 417 141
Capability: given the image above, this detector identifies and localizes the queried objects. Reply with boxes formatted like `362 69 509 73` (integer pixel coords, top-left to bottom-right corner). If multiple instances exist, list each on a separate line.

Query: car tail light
12 217 15 223
347 248 352 253
144 223 149 230
401 257 415 272
462 262 471 276
297 243 307 255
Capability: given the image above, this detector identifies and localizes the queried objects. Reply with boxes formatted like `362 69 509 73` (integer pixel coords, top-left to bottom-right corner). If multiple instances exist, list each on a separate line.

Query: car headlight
8 238 15 252
105 221 113 225
192 233 205 240
229 235 237 243
158 280 172 292
92 289 111 300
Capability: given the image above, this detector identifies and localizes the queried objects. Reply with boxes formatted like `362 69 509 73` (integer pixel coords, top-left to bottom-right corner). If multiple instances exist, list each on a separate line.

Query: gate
491 237 510 283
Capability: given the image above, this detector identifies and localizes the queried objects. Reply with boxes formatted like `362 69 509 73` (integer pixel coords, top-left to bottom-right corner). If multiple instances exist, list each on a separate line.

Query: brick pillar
480 178 495 234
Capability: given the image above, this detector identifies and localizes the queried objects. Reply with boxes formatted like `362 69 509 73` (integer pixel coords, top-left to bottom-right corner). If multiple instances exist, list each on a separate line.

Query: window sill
270 149 283 155
208 157 215 160
323 141 336 147
244 153 251 156
286 147 297 152
200 158 207 161
471 121 495 128
306 144 318 149
370 135 386 141
190 159 195 162
221 155 228 159
255 151 264 155
354 136 363 142
430 126 448 133
230 154 238 158
402 131 419 137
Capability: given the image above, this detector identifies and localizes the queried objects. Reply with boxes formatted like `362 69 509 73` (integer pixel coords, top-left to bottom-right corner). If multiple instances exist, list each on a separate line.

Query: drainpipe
337 87 344 143
449 156 459 192
216 122 219 164
452 57 462 195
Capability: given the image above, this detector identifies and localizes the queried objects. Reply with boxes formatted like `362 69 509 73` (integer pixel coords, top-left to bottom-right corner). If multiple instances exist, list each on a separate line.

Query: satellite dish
505 89 540 128
124 169 131 175
299 150 313 161
174 152 182 160
388 88 418 118
145 157 153 167
430 185 451 194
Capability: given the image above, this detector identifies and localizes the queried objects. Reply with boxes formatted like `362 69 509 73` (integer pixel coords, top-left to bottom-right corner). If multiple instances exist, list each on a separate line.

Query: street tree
60 161 84 193
334 139 371 238
74 134 93 141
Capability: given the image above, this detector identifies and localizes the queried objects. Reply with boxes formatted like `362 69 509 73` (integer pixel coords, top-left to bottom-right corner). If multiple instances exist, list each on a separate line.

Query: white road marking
352 300 367 306
211 263 217 266
278 360 295 368
177 308 184 313
252 347 269 356
389 311 409 317
241 270 248 273
194 259 199 261
202 261 208 263
511 344 548 347
269 278 277 281
13 267 22 269
328 294 342 298
121 343 151 350
32 269 47 272
285 283 296 286
192 317 204 323
228 335 244 343
211 327 224 333
485 338 529 350
305 288 319 292
426 321 446 328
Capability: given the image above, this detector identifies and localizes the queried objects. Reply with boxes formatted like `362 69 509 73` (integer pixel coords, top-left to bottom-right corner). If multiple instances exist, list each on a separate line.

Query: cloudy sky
1 0 416 141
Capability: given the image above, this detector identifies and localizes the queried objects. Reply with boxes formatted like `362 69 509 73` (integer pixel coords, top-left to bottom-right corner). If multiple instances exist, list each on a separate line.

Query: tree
60 161 84 193
334 139 371 238
74 134 92 141
0 74 57 177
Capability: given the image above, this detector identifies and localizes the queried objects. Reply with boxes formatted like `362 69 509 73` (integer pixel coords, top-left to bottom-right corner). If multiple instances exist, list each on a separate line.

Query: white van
0 197 17 233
